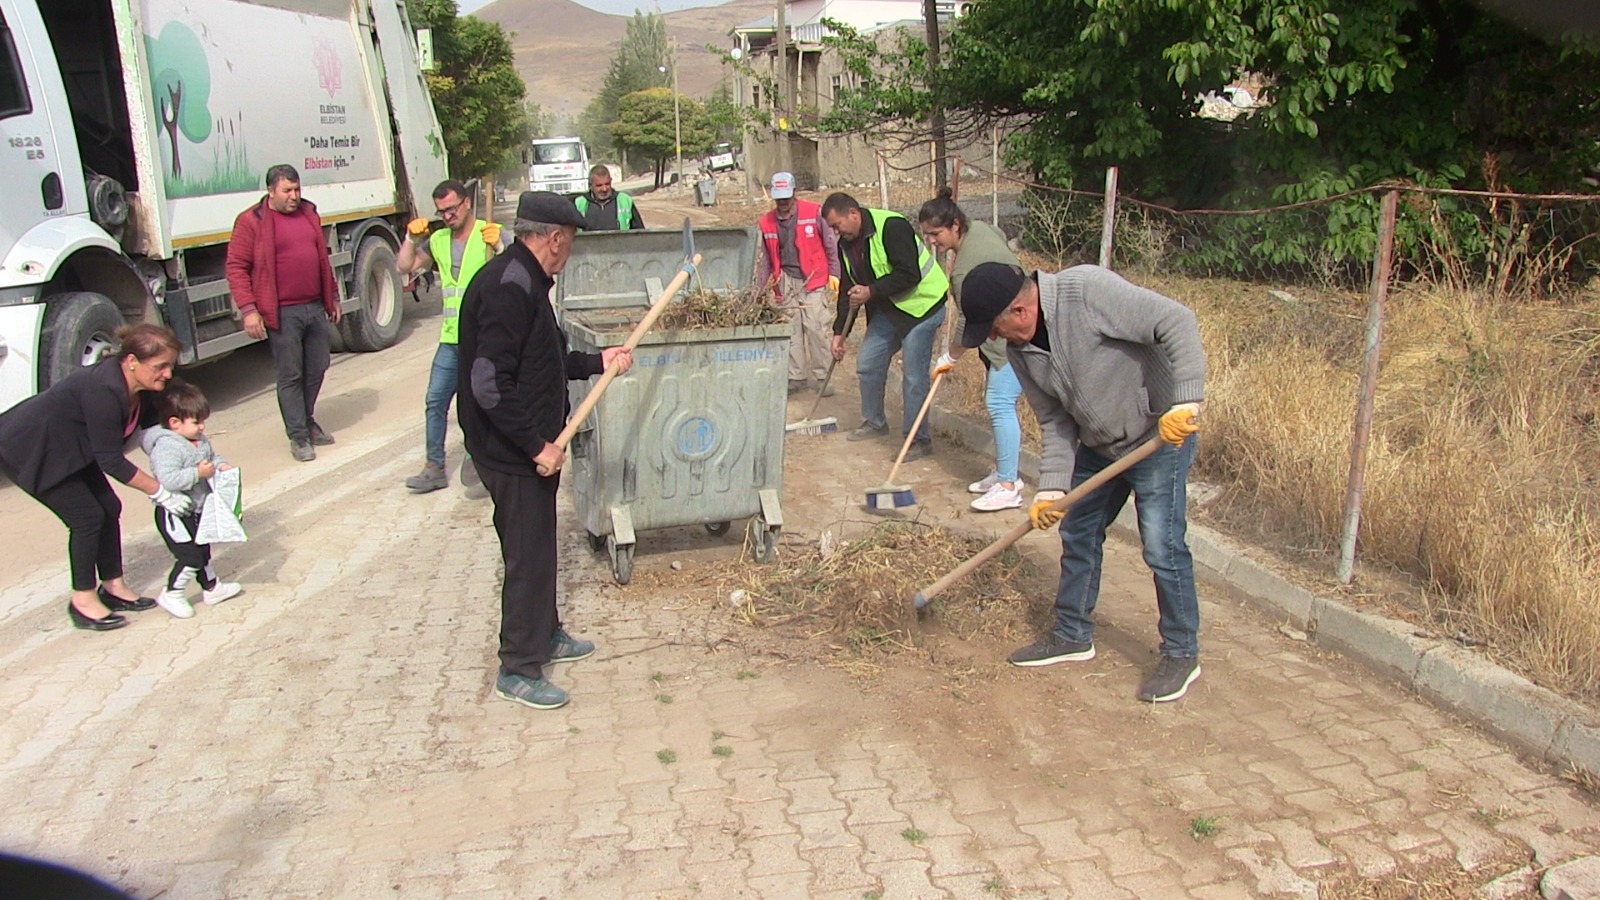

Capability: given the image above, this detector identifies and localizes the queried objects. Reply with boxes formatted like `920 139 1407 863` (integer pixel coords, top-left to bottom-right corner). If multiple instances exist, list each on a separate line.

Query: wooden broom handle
884 370 946 485
553 253 703 451
912 436 1165 609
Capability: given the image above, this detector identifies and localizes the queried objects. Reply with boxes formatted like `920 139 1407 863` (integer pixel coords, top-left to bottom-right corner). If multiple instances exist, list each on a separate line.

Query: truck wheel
340 236 402 352
39 292 123 389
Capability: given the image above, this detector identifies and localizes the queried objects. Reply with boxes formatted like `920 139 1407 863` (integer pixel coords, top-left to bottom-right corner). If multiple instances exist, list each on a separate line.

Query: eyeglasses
435 197 469 218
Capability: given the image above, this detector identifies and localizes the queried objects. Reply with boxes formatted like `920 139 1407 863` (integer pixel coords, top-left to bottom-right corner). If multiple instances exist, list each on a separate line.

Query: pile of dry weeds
657 286 786 330
717 521 1039 655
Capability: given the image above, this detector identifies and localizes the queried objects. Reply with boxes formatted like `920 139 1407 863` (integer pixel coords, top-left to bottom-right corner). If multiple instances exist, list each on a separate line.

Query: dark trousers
154 509 216 590
478 466 560 678
0 462 123 591
267 302 331 442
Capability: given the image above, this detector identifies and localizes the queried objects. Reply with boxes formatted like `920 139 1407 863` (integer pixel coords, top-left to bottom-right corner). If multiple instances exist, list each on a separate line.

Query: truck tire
39 292 124 389
339 236 402 352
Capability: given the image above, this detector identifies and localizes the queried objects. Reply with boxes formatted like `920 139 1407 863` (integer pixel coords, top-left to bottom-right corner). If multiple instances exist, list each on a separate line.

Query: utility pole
922 0 947 191
672 38 683 186
774 0 792 173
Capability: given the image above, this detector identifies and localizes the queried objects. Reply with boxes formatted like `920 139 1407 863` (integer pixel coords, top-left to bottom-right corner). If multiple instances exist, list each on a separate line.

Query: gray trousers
267 302 331 442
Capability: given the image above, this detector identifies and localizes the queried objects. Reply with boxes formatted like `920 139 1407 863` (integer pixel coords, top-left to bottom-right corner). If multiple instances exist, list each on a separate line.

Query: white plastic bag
196 468 247 544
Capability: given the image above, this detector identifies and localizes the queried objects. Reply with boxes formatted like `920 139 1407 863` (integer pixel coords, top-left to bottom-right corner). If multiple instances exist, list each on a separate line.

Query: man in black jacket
457 191 633 710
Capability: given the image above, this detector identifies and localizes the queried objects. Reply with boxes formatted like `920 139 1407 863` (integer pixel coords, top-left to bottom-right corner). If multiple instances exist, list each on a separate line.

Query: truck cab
527 137 589 196
0 0 447 414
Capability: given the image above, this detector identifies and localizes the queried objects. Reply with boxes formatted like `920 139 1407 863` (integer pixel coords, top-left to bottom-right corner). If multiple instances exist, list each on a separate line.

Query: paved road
1 274 1597 899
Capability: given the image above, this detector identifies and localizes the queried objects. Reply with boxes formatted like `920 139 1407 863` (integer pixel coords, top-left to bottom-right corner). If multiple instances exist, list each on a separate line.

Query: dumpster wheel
748 514 780 563
705 521 731 537
606 534 635 584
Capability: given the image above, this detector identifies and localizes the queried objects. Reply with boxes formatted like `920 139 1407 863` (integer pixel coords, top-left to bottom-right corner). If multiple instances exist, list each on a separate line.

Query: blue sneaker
549 628 595 663
495 671 569 709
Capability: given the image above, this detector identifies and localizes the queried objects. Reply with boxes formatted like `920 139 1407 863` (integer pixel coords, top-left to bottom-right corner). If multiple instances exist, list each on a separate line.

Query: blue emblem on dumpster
677 417 717 458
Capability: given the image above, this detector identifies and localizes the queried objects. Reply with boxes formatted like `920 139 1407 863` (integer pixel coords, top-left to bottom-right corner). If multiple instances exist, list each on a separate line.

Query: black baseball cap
515 191 588 229
959 262 1029 347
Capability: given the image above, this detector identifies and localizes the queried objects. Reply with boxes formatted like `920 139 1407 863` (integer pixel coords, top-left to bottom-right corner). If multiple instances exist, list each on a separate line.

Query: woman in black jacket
0 324 194 631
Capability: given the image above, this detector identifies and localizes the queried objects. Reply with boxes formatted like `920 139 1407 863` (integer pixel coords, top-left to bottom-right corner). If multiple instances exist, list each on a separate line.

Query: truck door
0 2 74 255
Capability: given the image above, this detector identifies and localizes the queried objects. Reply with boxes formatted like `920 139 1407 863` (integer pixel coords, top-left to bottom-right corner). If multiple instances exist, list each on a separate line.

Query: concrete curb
927 404 1600 777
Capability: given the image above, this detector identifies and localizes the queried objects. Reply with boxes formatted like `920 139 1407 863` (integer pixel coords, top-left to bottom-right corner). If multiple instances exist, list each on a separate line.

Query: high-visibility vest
841 208 947 318
759 199 831 295
429 222 491 345
575 192 634 229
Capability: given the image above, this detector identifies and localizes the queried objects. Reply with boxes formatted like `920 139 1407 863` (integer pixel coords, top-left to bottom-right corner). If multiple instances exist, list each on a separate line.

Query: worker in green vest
823 192 949 461
397 179 503 493
574 165 645 231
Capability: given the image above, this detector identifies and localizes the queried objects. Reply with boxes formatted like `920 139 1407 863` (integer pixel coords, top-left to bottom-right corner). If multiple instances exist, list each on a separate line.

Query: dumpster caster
747 513 779 563
705 521 731 537
606 534 635 584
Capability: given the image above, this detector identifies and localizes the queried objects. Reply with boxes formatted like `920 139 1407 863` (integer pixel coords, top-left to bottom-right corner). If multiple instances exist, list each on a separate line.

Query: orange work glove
480 222 502 247
1158 403 1201 446
1028 490 1067 530
406 217 429 241
827 275 840 297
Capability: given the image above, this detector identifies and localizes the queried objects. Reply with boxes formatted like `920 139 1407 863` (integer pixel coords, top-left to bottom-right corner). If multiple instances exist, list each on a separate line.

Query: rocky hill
476 0 770 122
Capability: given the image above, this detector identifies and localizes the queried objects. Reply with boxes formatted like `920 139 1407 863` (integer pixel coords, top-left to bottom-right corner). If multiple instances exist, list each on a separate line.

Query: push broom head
864 483 914 511
785 416 838 435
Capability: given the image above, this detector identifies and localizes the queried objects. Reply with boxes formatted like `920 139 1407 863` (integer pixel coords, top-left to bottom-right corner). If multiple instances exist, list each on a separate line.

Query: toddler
141 379 242 617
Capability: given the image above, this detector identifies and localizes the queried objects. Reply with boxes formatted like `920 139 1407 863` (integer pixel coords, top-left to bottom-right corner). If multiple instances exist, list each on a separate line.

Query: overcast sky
459 0 727 15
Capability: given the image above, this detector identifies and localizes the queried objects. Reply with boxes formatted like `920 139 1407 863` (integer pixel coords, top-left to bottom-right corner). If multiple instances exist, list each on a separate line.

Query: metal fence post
877 152 890 209
1337 189 1399 584
1099 166 1118 268
991 125 1000 227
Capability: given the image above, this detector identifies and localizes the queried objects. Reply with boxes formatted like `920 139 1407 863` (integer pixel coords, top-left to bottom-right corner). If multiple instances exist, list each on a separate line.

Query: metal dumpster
558 227 785 584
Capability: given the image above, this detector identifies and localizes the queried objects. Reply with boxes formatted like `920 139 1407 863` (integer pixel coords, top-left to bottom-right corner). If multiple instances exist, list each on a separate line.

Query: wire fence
859 148 1600 695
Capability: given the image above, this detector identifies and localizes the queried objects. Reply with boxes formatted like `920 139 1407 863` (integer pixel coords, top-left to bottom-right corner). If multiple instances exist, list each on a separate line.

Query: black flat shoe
98 587 156 612
68 602 127 631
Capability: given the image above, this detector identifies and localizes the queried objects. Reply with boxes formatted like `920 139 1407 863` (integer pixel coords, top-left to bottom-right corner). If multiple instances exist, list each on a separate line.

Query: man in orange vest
755 172 839 395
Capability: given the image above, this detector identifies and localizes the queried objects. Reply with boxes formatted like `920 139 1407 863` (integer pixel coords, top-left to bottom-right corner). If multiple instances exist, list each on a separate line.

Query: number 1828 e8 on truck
0 0 448 413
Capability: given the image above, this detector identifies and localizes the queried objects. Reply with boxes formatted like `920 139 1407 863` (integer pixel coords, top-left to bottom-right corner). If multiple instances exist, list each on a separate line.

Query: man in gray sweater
958 262 1206 702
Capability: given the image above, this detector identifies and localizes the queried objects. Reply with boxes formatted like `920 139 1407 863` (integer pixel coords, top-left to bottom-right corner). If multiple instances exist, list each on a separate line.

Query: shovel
545 218 700 471
910 436 1164 610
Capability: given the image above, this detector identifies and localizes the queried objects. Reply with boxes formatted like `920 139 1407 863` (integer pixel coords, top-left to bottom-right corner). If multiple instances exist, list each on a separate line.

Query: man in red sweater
225 164 343 462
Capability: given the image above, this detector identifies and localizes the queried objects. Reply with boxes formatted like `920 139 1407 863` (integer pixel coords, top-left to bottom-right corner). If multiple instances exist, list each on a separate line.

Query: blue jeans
424 342 459 467
986 362 1022 483
1052 436 1199 658
856 305 946 444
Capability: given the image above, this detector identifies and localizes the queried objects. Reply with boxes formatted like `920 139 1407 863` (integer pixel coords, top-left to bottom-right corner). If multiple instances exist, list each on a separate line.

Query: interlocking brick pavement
2 372 1599 899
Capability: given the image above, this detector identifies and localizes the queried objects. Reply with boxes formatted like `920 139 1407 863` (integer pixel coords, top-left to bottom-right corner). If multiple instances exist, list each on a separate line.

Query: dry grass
1318 849 1536 899
1167 275 1600 700
708 521 1040 659
656 285 786 330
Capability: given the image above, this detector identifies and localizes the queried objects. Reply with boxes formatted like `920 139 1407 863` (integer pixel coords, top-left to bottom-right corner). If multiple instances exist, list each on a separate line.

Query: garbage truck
0 0 448 413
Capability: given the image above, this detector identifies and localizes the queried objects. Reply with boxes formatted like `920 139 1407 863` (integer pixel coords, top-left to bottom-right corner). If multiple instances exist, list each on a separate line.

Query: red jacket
225 197 340 330
758 199 834 298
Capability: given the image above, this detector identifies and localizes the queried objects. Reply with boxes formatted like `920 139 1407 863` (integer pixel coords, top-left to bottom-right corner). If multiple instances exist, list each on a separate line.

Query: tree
824 1 1600 200
580 12 673 166
609 88 714 186
406 0 530 179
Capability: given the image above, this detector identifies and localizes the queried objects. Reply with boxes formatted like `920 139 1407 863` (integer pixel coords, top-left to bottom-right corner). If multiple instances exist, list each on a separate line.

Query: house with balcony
731 0 968 191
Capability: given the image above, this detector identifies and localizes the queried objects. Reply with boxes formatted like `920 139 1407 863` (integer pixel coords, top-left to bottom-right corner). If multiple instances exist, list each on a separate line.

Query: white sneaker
968 471 1002 494
202 582 242 605
156 588 195 619
971 481 1024 512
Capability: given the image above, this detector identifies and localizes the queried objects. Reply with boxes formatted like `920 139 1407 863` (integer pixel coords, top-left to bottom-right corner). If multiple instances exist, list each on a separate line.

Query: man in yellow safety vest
823 192 949 461
397 179 503 492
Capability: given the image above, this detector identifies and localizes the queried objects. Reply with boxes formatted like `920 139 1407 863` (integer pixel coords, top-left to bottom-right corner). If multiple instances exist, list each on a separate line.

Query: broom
786 305 858 435
863 370 946 511
910 436 1164 609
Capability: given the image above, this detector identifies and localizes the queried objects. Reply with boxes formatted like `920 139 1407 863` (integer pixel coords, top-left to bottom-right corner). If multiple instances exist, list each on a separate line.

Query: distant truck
0 0 448 413
527 137 590 195
707 141 739 173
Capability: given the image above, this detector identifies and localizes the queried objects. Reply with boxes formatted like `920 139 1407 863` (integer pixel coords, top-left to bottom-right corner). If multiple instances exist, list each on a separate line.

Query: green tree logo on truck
146 22 253 198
